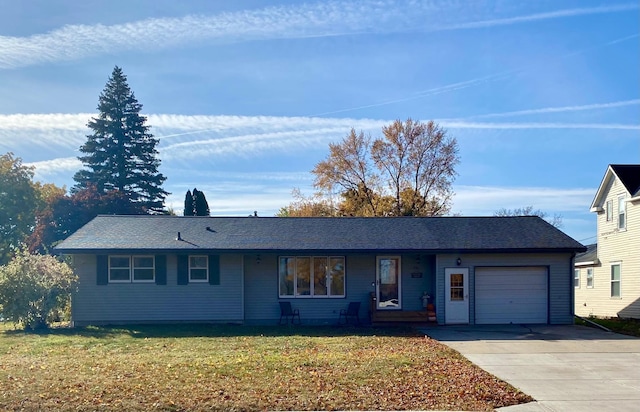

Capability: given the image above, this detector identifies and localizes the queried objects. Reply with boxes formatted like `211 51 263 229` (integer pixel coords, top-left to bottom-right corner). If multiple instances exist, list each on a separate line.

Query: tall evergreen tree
73 66 168 213
193 188 210 216
183 188 210 216
183 190 194 216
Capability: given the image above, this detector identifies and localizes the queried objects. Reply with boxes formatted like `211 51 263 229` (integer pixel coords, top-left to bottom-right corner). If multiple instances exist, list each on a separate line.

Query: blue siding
243 253 433 324
71 254 244 326
435 253 574 325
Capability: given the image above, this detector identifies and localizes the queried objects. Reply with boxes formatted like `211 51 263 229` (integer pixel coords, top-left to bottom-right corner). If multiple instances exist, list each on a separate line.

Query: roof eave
55 246 587 255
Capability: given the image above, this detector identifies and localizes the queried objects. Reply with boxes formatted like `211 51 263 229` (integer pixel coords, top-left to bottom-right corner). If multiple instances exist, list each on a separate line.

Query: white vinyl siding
576 175 639 319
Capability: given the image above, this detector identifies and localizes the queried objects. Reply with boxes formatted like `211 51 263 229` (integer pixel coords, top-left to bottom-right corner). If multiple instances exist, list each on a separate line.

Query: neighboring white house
575 164 640 319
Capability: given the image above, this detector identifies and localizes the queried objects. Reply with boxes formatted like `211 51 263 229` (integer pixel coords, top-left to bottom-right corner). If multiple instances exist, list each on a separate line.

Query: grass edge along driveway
0 324 532 411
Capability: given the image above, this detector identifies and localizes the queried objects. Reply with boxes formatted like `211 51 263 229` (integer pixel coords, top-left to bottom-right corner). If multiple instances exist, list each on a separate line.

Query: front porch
369 293 437 324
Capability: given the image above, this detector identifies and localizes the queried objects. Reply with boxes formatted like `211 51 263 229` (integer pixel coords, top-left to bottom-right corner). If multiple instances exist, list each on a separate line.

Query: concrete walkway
422 325 640 412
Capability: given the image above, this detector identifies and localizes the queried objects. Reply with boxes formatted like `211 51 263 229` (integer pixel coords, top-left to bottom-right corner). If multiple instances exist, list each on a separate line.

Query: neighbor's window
606 200 613 222
610 263 621 298
586 268 594 288
279 256 345 298
109 255 155 283
618 196 626 230
189 255 208 282
574 269 580 288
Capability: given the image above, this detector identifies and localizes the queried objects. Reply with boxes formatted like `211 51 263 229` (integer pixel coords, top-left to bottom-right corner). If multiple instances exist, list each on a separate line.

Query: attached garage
475 267 548 324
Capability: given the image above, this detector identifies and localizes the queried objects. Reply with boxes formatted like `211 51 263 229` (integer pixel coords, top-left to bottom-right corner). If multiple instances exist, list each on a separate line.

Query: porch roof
54 215 586 254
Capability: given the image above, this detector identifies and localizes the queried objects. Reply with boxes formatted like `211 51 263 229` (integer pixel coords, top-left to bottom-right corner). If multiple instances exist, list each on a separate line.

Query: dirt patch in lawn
0 324 532 411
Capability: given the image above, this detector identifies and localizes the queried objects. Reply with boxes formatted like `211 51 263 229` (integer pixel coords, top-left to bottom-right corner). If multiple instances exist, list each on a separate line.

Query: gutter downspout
575 315 612 332
570 252 576 325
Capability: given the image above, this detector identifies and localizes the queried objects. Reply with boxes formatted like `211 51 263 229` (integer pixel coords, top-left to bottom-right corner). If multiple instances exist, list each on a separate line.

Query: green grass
576 316 640 337
0 323 532 411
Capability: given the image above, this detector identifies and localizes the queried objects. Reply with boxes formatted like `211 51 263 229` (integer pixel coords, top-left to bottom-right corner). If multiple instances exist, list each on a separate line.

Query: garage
475 267 548 324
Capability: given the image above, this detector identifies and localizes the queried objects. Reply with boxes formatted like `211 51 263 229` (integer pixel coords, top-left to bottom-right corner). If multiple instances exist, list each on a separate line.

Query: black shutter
177 255 189 285
155 255 167 285
208 255 220 285
96 255 108 285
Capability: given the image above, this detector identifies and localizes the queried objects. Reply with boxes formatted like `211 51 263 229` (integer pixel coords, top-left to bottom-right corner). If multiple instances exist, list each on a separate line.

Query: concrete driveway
422 325 640 412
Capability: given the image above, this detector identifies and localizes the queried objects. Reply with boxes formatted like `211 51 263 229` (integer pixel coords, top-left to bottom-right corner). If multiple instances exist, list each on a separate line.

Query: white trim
586 268 594 289
617 194 627 230
574 268 580 289
575 260 598 267
610 262 622 298
132 255 155 283
108 255 131 283
189 255 209 283
109 255 157 283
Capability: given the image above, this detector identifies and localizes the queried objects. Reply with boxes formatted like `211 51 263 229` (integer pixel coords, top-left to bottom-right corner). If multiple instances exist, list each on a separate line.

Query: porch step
371 310 436 323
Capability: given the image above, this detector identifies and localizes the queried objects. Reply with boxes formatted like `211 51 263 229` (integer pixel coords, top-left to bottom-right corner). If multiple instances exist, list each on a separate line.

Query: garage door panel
475 267 548 324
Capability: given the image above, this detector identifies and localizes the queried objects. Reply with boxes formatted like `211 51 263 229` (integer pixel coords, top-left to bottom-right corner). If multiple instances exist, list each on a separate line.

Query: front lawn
0 324 532 411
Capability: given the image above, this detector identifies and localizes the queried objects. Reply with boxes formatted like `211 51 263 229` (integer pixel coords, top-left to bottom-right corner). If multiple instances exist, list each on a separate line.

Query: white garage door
475 267 548 324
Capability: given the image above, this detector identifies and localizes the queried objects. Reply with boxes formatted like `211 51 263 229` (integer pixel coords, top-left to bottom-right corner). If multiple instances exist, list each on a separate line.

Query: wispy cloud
455 99 640 120
445 3 638 30
1 1 636 69
25 157 81 175
4 113 638 167
441 121 640 130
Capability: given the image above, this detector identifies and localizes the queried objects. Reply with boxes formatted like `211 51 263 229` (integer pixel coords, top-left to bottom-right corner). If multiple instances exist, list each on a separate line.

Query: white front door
445 268 469 324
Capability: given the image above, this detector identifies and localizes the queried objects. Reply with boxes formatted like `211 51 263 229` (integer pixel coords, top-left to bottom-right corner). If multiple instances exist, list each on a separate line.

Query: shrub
0 250 77 329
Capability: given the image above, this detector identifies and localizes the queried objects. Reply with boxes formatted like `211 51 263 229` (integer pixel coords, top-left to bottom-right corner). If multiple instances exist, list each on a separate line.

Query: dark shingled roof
54 215 586 254
611 165 640 197
575 243 597 264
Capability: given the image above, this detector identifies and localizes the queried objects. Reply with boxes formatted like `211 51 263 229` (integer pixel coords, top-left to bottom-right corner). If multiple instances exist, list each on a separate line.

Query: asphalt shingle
54 215 586 254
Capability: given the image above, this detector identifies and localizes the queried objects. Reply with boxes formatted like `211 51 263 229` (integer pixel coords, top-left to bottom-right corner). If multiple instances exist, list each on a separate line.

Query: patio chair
278 301 301 325
338 301 361 325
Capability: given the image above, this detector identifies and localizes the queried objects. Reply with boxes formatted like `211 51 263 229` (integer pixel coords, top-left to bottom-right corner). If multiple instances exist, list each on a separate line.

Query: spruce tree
184 190 194 216
73 66 168 213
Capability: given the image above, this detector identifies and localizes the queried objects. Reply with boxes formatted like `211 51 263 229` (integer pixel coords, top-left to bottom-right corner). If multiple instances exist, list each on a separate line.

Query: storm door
376 256 401 310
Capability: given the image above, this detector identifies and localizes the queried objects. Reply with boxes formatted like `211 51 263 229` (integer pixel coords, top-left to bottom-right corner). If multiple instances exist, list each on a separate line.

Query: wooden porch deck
369 293 437 324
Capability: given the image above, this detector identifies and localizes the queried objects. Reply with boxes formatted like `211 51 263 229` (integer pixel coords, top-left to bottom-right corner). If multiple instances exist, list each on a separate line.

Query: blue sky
0 0 638 244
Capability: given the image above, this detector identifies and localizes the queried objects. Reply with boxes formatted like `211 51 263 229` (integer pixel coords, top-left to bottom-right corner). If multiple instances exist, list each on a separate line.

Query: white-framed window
606 200 613 222
574 269 580 288
109 255 131 282
586 268 594 288
133 256 155 282
618 196 626 230
610 263 621 298
109 255 155 283
279 256 345 298
189 255 208 282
